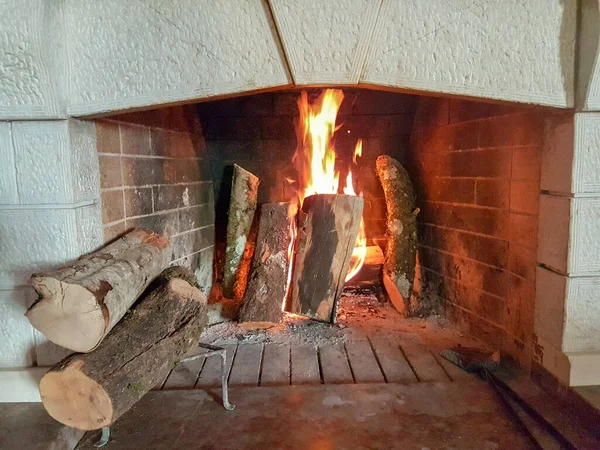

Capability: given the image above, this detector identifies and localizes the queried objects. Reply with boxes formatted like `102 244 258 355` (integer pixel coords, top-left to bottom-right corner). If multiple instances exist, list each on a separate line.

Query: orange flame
287 90 367 286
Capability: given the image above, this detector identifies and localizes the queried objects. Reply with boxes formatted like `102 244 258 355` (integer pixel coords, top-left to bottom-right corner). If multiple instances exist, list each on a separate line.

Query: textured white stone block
269 0 381 84
576 0 600 111
0 288 36 368
69 120 100 204
11 120 99 205
538 195 600 276
542 113 600 195
537 195 570 273
541 114 574 194
0 122 18 204
535 267 600 353
12 121 70 204
534 267 566 349
0 367 47 402
0 205 102 290
66 0 292 116
0 0 64 119
362 0 576 107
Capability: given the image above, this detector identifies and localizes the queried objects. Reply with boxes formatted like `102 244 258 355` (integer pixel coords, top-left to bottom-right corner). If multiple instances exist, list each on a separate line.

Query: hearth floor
74 381 533 450
158 294 480 390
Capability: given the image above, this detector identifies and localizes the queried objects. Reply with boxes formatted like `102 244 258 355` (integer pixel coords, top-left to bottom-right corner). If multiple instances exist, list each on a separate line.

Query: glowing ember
287 89 367 289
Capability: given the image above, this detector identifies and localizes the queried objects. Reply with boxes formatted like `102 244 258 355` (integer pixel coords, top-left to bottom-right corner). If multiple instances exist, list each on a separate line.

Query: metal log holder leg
93 342 235 447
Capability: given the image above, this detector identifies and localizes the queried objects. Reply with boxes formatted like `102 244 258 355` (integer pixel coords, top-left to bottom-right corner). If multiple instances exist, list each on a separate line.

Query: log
39 267 207 431
343 245 384 289
223 164 260 299
26 228 170 353
288 194 364 322
375 155 418 315
239 202 291 328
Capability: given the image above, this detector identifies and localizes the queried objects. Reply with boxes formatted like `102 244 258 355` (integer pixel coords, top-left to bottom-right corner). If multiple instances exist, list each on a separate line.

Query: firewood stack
27 229 209 431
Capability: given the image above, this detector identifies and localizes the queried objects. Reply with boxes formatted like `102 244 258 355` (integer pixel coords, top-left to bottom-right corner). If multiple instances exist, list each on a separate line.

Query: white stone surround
0 120 102 372
537 109 600 385
0 0 578 120
0 0 597 398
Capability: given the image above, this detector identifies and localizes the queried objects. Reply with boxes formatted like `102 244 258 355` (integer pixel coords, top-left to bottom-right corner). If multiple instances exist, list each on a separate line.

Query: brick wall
407 97 547 369
197 89 417 247
96 106 215 293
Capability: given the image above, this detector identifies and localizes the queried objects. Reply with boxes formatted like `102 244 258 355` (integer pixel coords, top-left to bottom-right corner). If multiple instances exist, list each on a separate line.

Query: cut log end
40 362 113 430
26 279 106 353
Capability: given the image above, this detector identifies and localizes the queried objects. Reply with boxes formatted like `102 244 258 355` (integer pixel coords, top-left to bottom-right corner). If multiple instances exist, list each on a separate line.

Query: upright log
239 202 291 328
288 194 364 322
26 228 170 353
223 164 260 299
375 155 418 315
39 267 207 431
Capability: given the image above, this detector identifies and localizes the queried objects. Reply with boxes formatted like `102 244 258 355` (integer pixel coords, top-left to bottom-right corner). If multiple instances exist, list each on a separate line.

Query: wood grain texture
345 340 385 383
239 203 291 326
27 228 170 353
223 164 260 299
39 268 207 430
291 345 321 385
319 343 354 384
260 344 290 386
229 344 263 387
288 194 364 321
370 339 418 383
196 344 237 388
376 156 418 316
400 340 450 382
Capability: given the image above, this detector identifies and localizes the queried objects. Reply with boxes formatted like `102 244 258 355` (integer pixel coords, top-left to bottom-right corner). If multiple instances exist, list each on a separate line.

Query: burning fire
287 89 367 287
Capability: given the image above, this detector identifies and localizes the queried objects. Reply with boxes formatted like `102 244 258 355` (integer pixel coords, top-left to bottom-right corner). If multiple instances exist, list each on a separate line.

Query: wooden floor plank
260 344 290 386
345 340 385 383
369 339 417 383
432 352 475 381
400 340 450 382
228 343 263 387
291 345 321 385
163 348 207 389
196 344 237 388
319 343 354 384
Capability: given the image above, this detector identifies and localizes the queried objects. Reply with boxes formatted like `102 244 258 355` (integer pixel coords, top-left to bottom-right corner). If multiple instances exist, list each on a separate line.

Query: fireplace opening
94 87 548 384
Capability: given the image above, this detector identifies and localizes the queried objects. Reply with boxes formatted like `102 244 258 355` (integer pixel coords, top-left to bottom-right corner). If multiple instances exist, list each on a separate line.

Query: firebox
90 88 548 376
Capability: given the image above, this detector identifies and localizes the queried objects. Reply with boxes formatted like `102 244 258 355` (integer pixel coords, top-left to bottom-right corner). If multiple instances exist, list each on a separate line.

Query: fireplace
86 89 547 375
1 0 597 407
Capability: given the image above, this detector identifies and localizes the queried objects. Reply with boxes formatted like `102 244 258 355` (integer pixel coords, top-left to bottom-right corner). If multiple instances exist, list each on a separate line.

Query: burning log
239 203 291 328
223 164 260 299
343 245 384 289
26 228 170 353
288 194 364 322
39 267 207 431
375 155 418 315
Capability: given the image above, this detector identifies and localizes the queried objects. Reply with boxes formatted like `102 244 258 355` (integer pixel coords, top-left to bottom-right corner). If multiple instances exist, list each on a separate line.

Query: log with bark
39 267 207 431
239 202 291 328
26 228 170 353
222 164 260 300
287 194 364 322
375 155 418 315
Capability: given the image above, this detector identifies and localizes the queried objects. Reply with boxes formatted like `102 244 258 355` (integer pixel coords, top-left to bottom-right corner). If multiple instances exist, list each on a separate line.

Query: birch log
26 228 170 353
288 194 364 322
239 202 291 328
223 164 259 299
375 155 418 315
39 267 207 431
